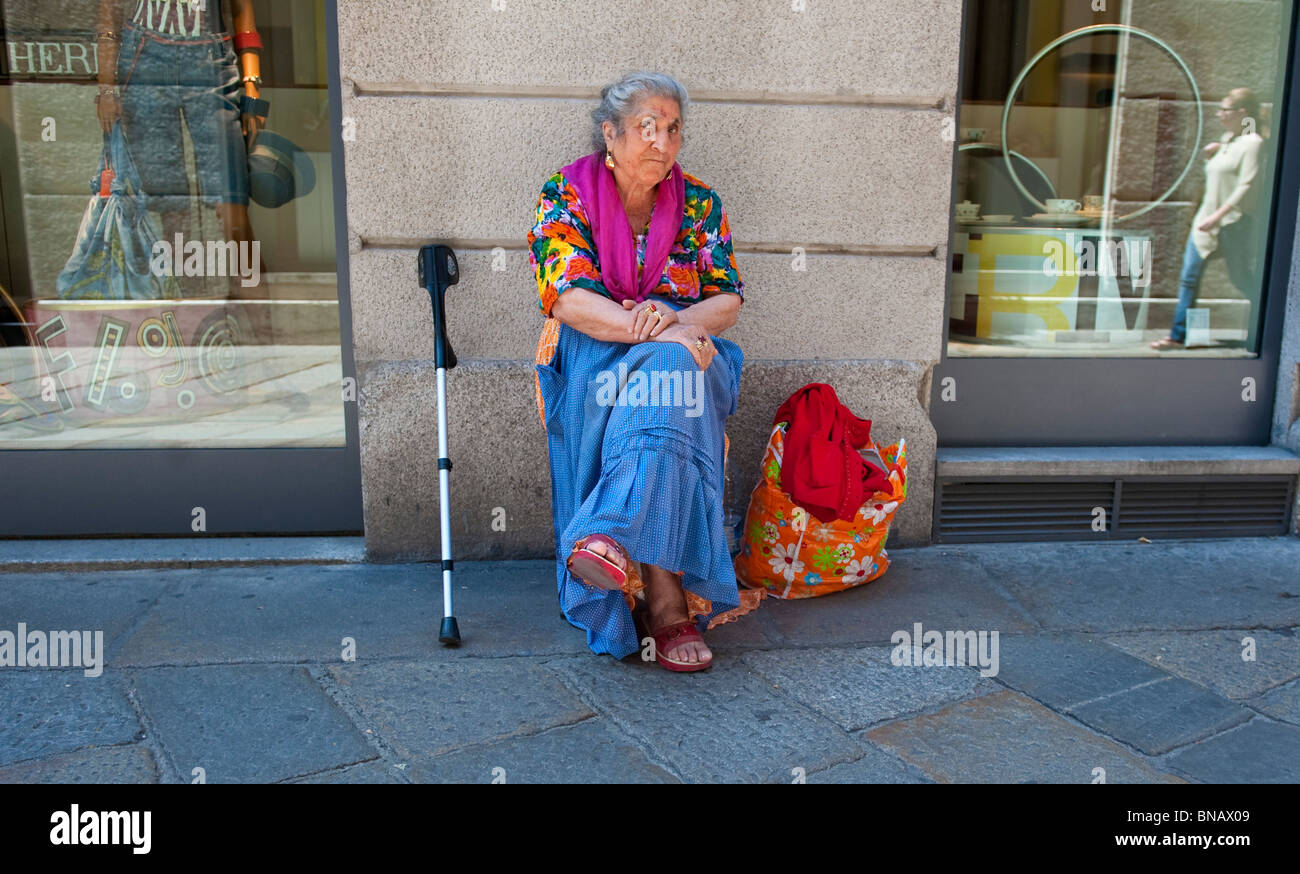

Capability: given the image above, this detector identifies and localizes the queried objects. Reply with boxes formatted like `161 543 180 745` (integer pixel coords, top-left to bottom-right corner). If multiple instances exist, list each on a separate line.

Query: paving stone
742 645 998 731
1068 677 1252 755
114 562 590 666
0 572 172 657
1103 628 1300 700
130 664 374 783
0 745 159 783
286 760 402 784
546 655 861 783
326 659 593 762
756 549 1038 646
1163 719 1300 783
0 672 141 766
867 689 1183 783
696 606 781 650
994 634 1171 710
415 718 680 783
1247 679 1300 725
801 739 933 784
963 540 1300 632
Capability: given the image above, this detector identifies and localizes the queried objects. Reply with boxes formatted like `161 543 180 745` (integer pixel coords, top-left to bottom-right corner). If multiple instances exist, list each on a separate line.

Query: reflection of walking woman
93 0 267 300
1152 88 1263 350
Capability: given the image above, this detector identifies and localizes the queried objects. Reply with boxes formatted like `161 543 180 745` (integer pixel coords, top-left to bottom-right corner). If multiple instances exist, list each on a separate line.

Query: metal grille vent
937 476 1296 542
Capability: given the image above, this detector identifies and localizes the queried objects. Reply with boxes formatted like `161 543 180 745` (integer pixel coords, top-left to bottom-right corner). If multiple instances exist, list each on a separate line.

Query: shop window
0 0 344 448
950 0 1290 358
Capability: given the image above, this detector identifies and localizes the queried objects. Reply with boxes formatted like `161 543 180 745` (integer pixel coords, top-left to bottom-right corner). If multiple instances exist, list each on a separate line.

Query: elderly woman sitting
528 71 762 672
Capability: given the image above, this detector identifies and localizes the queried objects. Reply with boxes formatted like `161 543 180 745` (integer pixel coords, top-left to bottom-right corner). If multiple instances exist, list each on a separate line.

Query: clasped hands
621 298 715 370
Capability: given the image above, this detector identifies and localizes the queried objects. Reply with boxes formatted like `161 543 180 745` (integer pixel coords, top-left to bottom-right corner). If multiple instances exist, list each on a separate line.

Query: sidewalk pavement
1 537 1298 784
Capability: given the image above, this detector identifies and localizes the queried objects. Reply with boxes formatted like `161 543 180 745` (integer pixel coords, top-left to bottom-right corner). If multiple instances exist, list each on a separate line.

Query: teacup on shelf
1046 198 1082 214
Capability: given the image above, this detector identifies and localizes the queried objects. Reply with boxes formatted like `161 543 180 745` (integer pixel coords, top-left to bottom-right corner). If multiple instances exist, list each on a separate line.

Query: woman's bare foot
641 563 711 665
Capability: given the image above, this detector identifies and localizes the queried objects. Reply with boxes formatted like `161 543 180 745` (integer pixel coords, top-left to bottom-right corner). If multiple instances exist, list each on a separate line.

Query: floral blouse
528 169 744 317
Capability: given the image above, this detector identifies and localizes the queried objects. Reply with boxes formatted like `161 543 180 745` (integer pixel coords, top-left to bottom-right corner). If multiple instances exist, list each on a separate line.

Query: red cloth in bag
772 383 891 523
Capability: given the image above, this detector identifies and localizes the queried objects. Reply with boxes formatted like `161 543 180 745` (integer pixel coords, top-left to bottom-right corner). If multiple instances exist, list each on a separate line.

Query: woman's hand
622 298 678 341
1203 141 1223 159
241 107 266 151
651 323 715 370
1198 203 1230 233
96 91 121 133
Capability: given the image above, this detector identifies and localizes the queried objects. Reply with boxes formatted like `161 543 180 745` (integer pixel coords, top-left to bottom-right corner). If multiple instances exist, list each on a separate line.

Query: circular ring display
1000 24 1202 223
958 143 1058 201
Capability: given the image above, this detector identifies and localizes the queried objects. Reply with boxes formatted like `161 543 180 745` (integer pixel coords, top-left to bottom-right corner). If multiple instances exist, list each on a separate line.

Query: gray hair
590 71 689 153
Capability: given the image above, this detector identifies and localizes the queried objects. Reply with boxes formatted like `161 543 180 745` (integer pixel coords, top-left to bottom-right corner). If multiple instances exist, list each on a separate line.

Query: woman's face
603 95 682 189
1217 99 1247 134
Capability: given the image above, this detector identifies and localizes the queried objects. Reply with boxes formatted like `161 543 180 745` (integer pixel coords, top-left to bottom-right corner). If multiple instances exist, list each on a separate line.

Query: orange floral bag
733 421 908 599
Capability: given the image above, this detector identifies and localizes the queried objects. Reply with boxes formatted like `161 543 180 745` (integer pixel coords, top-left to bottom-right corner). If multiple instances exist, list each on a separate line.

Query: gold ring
695 336 706 350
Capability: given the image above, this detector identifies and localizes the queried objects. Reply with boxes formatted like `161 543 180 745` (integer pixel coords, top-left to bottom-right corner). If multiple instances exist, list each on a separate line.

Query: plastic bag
55 121 179 301
733 421 908 599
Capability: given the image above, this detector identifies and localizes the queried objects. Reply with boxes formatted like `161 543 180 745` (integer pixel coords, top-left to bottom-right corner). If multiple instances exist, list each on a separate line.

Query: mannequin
94 0 270 338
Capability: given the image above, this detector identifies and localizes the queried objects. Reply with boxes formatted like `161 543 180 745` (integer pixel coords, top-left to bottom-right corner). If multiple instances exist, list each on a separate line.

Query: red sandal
566 533 631 591
652 620 712 672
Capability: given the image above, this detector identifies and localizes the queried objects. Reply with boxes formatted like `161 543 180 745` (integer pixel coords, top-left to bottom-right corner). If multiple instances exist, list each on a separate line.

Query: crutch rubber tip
438 616 461 646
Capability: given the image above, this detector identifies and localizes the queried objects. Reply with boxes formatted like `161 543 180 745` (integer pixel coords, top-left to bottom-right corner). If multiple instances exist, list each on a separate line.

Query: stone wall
338 0 964 559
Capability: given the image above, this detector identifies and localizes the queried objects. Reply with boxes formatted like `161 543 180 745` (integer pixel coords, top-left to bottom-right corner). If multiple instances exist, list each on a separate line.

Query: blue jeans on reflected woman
1169 215 1255 343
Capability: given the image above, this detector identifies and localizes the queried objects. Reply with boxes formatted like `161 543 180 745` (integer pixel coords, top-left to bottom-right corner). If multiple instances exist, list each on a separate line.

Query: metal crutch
418 244 460 646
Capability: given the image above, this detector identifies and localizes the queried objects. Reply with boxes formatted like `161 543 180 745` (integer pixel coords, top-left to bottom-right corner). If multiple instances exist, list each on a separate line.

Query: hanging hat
248 131 317 209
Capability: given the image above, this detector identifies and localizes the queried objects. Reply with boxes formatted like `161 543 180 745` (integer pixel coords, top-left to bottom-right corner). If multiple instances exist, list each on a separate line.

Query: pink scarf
560 150 685 306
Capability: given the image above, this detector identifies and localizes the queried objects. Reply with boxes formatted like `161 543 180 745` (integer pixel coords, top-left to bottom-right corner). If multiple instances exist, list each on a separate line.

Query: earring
605 151 615 169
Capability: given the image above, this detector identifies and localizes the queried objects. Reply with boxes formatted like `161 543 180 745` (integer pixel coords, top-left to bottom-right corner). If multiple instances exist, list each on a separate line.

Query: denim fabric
1170 216 1255 343
117 21 248 210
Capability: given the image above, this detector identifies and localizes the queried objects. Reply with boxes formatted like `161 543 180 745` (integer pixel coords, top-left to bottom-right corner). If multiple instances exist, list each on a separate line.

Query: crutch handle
418 244 459 370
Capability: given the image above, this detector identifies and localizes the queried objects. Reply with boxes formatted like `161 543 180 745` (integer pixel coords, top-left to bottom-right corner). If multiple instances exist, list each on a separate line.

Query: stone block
867 689 1182 783
341 98 953 250
1163 719 1300 783
130 664 374 783
348 247 947 365
326 658 594 762
546 655 861 783
337 0 962 99
415 718 679 784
